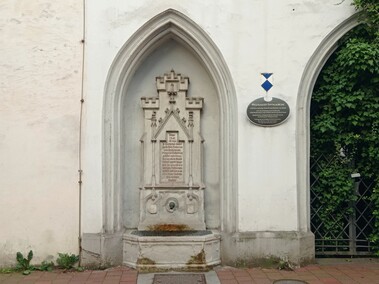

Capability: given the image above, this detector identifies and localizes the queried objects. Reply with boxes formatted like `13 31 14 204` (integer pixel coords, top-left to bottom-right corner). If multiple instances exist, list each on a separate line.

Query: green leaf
27 250 33 262
16 252 23 263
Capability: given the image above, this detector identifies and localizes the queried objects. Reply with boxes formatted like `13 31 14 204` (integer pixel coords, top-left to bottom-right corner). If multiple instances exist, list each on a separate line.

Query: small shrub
0 268 16 274
278 257 294 271
56 253 79 269
35 260 54 272
16 250 34 274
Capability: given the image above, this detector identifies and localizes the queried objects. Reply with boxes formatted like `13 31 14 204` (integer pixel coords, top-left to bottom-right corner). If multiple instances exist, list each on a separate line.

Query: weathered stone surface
221 231 315 266
123 230 221 269
139 70 205 230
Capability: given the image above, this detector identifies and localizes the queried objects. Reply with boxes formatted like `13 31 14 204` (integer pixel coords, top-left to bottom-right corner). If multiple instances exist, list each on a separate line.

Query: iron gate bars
310 154 375 256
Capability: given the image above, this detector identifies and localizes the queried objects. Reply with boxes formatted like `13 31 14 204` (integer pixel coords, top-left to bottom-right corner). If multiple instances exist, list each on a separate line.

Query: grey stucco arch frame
102 9 238 236
296 13 359 232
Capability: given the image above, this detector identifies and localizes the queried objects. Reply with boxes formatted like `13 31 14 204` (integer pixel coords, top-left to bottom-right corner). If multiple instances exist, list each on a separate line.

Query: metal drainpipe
78 0 86 267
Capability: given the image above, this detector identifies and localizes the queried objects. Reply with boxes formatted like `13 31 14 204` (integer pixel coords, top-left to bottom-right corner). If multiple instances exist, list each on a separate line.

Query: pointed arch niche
296 14 359 232
103 10 238 238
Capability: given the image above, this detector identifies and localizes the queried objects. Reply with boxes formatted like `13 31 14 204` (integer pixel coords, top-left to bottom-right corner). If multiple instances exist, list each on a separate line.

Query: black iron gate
310 154 375 255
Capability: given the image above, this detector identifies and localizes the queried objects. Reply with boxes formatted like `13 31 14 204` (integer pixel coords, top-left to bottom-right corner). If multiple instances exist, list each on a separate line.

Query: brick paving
0 266 137 284
215 262 379 284
1 262 379 284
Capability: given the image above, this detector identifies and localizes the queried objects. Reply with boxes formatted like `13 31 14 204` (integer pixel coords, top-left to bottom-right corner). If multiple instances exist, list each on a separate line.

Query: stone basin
123 230 221 270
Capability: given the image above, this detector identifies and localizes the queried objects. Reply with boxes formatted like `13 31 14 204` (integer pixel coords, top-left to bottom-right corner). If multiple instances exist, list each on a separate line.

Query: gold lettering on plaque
161 132 184 183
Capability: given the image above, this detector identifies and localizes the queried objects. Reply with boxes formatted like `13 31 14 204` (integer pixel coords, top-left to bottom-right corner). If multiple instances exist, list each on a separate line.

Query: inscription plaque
161 132 184 183
247 97 290 126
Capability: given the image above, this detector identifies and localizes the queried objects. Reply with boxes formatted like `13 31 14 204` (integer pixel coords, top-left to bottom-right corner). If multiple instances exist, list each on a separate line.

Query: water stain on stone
147 224 191 231
187 249 205 265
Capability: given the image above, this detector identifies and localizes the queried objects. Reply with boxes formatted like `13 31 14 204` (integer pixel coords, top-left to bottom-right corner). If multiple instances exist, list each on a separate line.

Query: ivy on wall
311 0 379 251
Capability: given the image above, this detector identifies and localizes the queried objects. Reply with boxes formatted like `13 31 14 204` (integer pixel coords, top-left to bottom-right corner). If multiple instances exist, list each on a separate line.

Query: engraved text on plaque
161 132 184 183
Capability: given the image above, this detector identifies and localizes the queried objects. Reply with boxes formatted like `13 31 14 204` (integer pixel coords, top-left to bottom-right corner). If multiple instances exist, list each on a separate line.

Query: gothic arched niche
121 39 220 229
103 9 237 240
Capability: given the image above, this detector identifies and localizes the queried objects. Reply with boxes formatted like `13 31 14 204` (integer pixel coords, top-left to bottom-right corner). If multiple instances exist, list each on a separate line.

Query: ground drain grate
152 273 206 284
274 280 308 284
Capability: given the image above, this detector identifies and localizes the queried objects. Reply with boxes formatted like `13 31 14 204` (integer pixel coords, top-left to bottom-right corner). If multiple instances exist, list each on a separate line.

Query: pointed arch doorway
102 9 238 265
297 14 360 235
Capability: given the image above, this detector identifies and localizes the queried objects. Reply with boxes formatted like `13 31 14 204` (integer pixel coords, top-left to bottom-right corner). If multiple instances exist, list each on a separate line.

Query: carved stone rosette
139 70 205 230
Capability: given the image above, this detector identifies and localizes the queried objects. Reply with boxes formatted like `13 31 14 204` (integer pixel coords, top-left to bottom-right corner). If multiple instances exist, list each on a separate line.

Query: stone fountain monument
123 70 220 269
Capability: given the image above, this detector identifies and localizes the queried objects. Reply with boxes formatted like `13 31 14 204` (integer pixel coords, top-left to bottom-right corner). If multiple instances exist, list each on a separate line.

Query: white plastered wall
83 0 355 234
0 1 83 265
0 0 358 266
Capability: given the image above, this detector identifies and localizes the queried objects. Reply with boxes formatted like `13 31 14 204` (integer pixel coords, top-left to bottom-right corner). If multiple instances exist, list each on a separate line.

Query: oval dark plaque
247 97 290 126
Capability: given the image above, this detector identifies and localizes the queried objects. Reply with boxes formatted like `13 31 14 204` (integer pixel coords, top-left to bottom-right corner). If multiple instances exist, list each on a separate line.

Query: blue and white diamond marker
261 73 273 92
261 73 273 80
261 80 273 92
